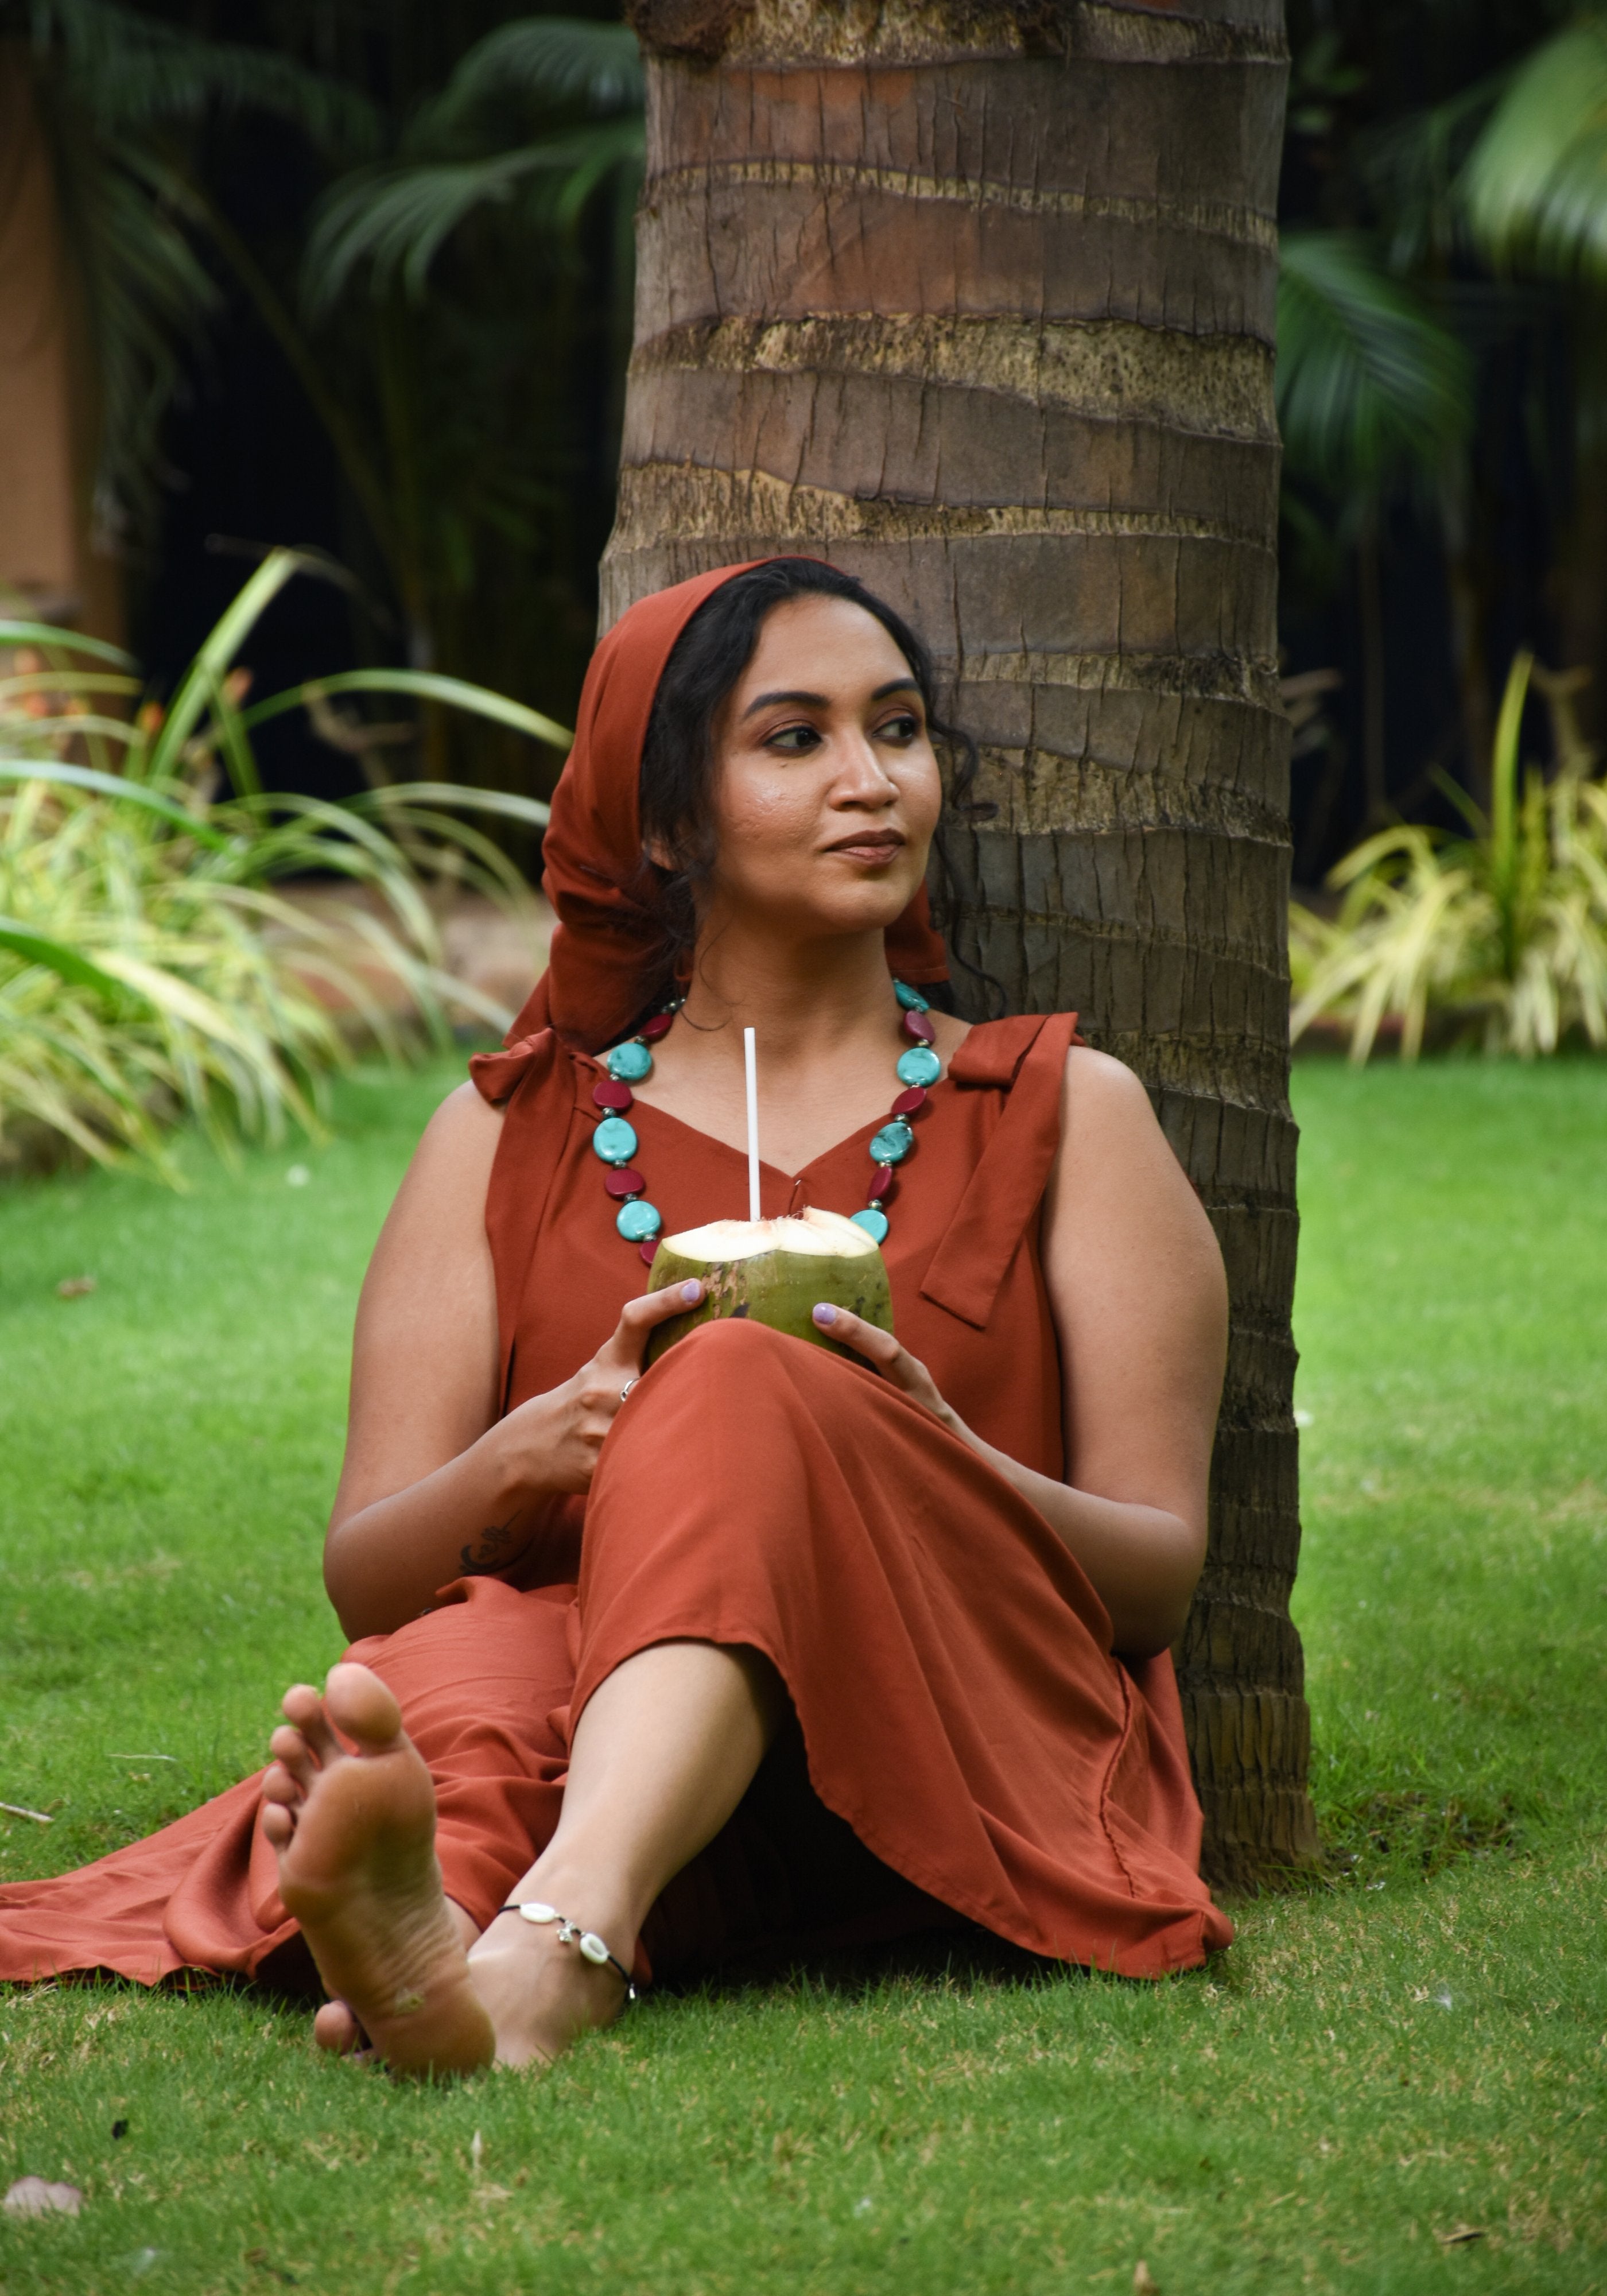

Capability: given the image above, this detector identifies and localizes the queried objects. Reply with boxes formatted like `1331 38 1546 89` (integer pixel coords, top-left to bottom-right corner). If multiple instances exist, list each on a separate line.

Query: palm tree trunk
610 0 1314 1889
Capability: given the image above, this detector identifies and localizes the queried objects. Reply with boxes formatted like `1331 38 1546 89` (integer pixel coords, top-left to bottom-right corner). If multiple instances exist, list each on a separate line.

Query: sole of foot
263 1662 494 2079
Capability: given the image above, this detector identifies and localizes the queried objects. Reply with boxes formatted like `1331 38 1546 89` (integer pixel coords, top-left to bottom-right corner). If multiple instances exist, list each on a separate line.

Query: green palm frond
1360 78 1507 274
28 0 378 156
301 15 644 311
432 18 645 125
40 133 220 540
1461 14 1607 278
23 0 375 540
302 122 642 312
1276 230 1474 496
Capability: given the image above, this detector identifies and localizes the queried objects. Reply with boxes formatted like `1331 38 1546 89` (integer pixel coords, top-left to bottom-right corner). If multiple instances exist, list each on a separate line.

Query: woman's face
697 594 944 942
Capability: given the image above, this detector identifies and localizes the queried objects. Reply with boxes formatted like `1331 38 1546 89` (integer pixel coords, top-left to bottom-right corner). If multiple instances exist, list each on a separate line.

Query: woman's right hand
502 1280 705 1496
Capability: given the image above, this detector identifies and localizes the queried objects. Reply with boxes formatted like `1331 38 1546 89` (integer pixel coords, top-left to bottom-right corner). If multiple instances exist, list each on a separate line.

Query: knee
626 1317 828 1442
647 1312 813 1396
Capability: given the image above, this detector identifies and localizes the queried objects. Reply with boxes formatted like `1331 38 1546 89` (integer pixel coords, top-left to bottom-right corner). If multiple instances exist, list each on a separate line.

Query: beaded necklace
589 982 941 1265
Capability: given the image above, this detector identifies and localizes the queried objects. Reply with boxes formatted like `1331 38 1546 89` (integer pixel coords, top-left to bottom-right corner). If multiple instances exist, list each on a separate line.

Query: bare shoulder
1059 1043 1156 1130
336 1083 506 1526
1046 1045 1224 1292
418 1076 504 1161
389 1080 503 1208
1054 1044 1178 1186
360 1081 505 1296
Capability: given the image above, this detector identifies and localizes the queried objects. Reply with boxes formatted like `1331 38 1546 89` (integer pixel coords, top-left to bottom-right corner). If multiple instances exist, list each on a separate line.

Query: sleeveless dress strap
919 1012 1082 1332
469 1029 576 1410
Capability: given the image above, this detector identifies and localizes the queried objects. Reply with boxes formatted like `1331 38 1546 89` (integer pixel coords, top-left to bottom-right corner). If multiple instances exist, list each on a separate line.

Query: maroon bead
902 1009 936 1044
871 1165 896 1199
639 1013 674 1041
891 1086 927 1118
593 1079 633 1111
639 1239 659 1266
604 1167 646 1199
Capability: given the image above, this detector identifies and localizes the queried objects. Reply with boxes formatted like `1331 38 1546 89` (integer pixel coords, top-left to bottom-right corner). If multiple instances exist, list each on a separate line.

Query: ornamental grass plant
0 551 561 1179
1290 653 1607 1060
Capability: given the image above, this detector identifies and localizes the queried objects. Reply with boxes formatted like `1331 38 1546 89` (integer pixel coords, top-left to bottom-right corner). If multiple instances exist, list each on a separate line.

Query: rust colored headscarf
502 561 952 1053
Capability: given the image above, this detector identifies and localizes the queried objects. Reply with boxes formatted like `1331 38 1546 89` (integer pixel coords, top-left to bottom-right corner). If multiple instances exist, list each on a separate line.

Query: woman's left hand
810 1303 968 1440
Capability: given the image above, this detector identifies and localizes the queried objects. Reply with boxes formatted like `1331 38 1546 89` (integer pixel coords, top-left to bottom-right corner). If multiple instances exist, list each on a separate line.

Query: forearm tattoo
459 1517 534 1577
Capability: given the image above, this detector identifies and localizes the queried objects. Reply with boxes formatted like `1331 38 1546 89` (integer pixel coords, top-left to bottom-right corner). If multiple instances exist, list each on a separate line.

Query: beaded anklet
496 1902 638 1999
589 981 941 1261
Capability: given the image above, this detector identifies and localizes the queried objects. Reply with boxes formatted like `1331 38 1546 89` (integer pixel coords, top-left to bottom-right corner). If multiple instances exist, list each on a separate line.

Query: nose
830 726 898 806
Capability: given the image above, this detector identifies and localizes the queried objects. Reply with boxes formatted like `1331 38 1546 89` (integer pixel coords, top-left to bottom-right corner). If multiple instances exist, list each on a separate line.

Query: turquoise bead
605 1040 653 1083
892 980 930 1013
851 1207 890 1244
895 1044 941 1088
592 1115 639 1165
616 1197 662 1242
868 1120 914 1166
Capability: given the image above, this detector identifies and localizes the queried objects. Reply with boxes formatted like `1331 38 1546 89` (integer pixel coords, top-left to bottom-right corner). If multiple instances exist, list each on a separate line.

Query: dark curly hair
635 557 988 1015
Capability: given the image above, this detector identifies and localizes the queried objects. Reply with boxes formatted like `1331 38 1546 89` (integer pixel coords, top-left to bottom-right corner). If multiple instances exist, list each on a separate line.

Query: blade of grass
0 623 138 667
0 918 133 1001
145 550 306 784
0 762 234 850
241 670 570 754
355 782 552 828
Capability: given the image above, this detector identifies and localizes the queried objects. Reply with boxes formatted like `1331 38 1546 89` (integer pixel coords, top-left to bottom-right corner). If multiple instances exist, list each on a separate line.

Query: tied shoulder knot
469 1028 561 1108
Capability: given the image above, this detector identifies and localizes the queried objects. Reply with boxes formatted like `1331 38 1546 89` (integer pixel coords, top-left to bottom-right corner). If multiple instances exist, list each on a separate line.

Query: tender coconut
662 1208 878 1265
643 1205 892 1365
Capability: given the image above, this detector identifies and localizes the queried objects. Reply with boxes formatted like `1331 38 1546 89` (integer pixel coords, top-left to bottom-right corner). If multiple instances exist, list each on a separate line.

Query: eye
764 722 822 754
876 711 922 745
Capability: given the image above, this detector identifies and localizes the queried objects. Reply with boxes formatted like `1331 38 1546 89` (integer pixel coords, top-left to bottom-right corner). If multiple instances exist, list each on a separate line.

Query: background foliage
13 0 1607 899
7 0 633 817
0 553 556 1174
14 0 1607 1062
1280 0 1607 880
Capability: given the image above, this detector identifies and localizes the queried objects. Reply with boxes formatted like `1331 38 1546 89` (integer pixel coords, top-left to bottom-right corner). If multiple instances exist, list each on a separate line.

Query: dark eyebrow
742 677 921 719
742 688 828 718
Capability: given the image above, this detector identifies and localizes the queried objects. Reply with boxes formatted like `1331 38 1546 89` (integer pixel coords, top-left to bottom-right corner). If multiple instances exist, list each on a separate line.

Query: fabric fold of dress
0 1012 1231 1991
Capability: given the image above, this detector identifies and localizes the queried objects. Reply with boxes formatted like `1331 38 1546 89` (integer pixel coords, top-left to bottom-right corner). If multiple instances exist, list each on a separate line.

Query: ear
643 834 677 871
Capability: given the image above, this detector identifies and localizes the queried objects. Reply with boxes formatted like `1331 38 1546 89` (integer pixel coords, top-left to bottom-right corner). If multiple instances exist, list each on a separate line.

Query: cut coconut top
662 1207 878 1263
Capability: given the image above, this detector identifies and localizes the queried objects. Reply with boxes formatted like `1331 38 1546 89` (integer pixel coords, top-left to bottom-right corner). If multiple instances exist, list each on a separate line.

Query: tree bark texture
607 0 1314 1890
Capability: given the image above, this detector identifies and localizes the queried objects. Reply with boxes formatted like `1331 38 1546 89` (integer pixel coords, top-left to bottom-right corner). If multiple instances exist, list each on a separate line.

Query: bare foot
262 1663 493 2078
467 1898 634 2070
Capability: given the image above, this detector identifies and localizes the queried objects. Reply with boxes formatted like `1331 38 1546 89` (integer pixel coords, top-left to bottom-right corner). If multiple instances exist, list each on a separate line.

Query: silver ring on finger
619 1378 639 1402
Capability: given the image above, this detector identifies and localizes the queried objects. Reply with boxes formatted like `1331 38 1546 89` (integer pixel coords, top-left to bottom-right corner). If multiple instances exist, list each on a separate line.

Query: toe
313 1999 367 2056
323 1662 405 1754
262 1758 302 1808
261 1800 294 1849
281 1684 343 1766
267 1727 318 1793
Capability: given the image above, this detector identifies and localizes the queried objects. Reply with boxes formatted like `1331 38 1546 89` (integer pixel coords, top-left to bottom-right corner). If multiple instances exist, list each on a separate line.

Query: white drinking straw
743 1025 761 1222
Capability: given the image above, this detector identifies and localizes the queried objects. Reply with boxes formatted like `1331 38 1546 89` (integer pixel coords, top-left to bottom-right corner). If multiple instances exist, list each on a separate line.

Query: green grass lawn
2 1055 1604 2295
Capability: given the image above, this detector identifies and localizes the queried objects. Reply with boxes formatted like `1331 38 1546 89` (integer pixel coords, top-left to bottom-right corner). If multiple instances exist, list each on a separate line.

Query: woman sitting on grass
0 558 1232 2072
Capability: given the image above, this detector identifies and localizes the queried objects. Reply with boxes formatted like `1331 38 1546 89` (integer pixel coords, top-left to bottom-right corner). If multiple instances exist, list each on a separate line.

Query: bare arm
323 1083 699 1640
818 1048 1227 1656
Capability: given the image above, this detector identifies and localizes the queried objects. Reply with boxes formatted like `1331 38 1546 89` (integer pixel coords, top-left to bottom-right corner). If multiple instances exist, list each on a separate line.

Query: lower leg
467 1639 784 2065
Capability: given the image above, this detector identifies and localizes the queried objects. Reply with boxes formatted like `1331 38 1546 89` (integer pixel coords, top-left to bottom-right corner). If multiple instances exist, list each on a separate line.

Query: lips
826 832 905 860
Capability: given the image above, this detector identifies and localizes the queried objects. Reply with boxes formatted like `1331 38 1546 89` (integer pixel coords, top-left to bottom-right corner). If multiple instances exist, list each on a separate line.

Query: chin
820 884 923 937
732 856 927 938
